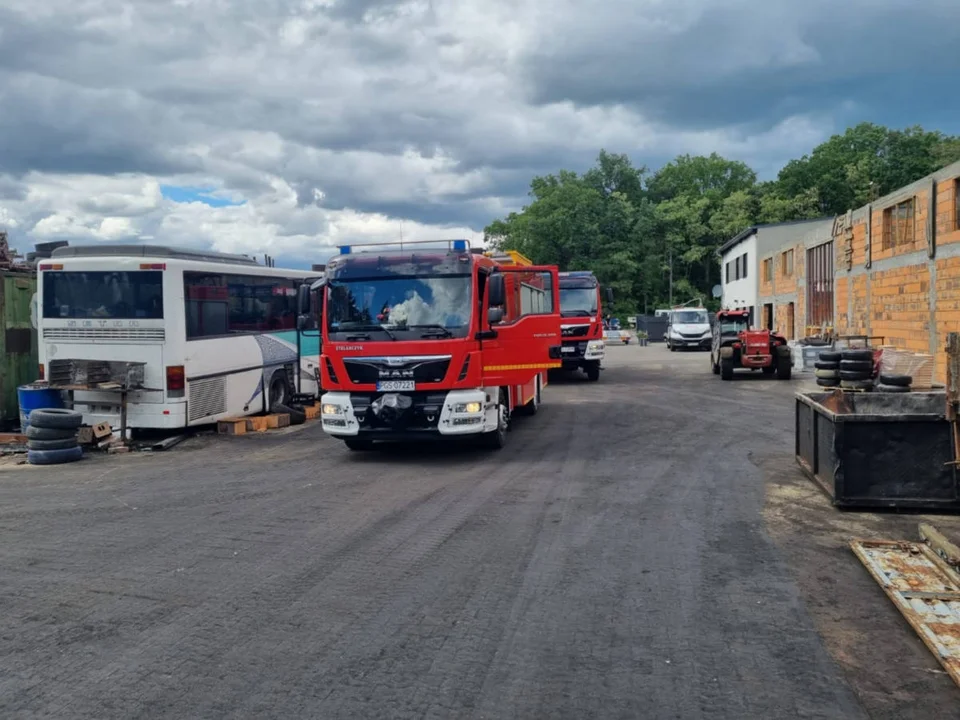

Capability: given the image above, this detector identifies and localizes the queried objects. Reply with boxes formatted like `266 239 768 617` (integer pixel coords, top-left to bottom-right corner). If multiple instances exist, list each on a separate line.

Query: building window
735 256 741 281
763 258 772 283
782 249 794 277
955 178 960 231
882 198 916 250
184 272 298 340
741 253 748 279
726 262 731 283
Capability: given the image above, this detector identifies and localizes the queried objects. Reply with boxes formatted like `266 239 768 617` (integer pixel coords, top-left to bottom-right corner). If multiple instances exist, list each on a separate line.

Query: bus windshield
559 287 598 317
326 274 473 339
43 271 164 319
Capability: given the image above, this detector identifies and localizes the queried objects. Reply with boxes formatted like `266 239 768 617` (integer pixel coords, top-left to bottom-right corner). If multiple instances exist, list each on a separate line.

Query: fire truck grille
342 357 451 385
561 325 590 337
350 392 448 430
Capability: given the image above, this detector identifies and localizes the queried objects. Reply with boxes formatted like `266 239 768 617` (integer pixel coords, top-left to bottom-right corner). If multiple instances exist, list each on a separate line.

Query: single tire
876 383 910 393
841 379 874 391
28 437 79 451
25 425 77 441
841 349 874 362
273 402 306 426
28 408 82 430
815 369 839 379
27 445 83 465
720 357 734 381
480 391 509 449
814 361 840 370
343 437 375 451
840 359 873 373
585 365 600 382
818 351 842 362
816 378 840 388
839 370 872 381
879 373 912 387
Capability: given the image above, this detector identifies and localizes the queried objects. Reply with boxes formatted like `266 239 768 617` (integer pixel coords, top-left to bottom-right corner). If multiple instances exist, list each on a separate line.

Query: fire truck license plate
376 380 415 391
561 347 575 353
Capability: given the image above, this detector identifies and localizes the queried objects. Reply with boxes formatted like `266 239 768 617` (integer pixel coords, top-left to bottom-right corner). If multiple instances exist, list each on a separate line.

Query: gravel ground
0 345 957 719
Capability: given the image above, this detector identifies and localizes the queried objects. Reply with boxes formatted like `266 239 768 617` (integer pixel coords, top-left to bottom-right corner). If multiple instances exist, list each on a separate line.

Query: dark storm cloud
521 0 960 135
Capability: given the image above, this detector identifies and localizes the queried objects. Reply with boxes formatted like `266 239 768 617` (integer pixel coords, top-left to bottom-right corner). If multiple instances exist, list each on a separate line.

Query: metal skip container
795 390 960 511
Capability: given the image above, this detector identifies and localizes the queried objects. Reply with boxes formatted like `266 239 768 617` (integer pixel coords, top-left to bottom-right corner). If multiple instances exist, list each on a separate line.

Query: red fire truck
297 240 562 451
557 271 614 381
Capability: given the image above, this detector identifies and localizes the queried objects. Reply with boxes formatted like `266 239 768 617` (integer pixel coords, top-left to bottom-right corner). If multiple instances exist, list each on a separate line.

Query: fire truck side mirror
297 283 311 315
487 307 504 325
605 287 614 303
488 273 505 306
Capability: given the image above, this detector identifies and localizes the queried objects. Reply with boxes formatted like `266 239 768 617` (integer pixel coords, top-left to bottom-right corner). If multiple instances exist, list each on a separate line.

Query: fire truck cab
299 240 562 450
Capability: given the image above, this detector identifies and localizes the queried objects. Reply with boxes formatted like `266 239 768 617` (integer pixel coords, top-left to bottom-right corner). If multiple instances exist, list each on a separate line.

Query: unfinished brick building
833 160 960 382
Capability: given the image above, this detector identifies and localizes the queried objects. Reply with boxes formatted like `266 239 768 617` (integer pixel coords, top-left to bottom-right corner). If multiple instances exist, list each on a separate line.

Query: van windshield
672 310 708 324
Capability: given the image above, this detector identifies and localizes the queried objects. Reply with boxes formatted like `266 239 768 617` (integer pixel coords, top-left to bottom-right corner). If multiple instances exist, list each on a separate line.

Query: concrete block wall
756 220 831 340
834 161 960 382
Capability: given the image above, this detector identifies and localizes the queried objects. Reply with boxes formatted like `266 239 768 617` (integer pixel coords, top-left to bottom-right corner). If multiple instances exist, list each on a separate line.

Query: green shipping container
0 270 39 430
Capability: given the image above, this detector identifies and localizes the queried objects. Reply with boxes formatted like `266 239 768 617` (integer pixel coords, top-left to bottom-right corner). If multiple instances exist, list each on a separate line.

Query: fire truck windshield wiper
345 324 398 341
407 324 453 338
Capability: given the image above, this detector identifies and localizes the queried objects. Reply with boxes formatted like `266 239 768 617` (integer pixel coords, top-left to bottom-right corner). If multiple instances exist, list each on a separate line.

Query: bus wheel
268 372 290 410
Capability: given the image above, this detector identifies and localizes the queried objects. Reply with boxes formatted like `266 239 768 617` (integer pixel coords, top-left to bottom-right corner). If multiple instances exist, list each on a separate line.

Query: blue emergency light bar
338 245 352 254
451 239 467 251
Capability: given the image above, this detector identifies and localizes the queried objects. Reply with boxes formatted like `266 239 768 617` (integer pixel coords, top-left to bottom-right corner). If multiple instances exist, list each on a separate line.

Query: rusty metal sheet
851 539 960 687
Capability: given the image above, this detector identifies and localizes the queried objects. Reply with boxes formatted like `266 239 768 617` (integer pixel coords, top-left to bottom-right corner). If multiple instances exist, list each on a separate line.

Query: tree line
483 123 960 316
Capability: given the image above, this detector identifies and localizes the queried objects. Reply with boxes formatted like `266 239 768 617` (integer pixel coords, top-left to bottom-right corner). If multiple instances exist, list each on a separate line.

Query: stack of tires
26 408 84 465
838 349 876 391
877 373 913 393
814 351 842 388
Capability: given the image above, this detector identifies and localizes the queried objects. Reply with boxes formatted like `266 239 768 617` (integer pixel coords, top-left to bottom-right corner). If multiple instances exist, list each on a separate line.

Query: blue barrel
18 385 65 431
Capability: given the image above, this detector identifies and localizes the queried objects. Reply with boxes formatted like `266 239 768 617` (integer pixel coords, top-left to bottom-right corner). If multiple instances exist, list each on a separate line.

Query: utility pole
668 248 673 306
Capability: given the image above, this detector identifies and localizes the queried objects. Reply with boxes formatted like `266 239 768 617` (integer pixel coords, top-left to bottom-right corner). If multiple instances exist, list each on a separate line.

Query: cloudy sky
1 0 958 267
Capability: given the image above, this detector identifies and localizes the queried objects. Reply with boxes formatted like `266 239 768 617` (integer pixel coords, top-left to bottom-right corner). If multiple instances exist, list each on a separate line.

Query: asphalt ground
1 344 958 719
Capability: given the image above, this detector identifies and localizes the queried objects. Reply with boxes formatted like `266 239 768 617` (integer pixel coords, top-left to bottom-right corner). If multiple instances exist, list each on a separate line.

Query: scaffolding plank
852 538 960 687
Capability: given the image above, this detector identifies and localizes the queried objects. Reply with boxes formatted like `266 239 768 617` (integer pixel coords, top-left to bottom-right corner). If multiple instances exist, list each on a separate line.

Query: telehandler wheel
720 357 734 380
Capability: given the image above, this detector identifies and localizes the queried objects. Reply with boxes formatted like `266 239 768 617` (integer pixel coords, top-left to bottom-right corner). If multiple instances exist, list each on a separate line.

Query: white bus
37 245 322 431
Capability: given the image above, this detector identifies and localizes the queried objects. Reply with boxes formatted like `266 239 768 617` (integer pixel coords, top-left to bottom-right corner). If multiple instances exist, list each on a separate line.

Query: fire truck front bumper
320 389 498 439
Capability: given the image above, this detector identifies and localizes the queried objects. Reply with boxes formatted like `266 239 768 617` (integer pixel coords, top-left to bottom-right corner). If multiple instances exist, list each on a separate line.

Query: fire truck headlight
454 402 482 414
587 341 604 353
322 403 343 415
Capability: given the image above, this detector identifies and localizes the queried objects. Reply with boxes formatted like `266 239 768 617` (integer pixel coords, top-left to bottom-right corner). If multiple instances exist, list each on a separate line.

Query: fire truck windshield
559 287 598 317
326 274 473 339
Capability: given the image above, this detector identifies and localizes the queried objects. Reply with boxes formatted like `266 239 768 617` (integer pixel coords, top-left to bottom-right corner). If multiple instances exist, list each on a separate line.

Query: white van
665 308 712 351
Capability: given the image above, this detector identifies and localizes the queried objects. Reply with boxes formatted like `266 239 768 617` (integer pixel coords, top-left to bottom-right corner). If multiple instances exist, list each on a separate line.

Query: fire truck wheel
720 357 734 380
585 364 600 382
480 391 509 449
343 437 375 451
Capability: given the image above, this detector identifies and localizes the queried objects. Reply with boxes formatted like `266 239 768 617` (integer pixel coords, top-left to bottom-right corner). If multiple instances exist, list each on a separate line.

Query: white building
718 219 832 327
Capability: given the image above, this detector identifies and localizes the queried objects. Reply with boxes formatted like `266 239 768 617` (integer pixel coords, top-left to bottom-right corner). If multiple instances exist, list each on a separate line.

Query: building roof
717 217 832 256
